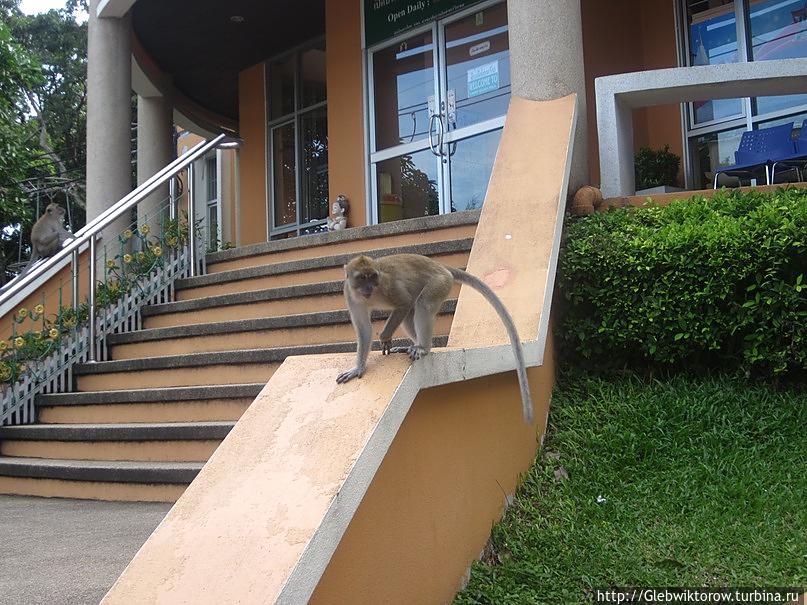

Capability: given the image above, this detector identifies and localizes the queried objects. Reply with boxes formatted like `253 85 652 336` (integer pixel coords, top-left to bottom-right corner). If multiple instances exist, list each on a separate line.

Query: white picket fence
0 248 192 426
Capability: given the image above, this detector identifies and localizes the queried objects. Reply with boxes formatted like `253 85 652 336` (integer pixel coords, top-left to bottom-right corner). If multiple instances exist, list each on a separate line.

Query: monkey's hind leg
384 309 416 355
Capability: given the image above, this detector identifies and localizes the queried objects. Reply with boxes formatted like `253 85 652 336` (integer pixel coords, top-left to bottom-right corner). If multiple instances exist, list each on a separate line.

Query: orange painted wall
582 0 684 186
310 335 556 605
237 63 268 244
325 0 367 227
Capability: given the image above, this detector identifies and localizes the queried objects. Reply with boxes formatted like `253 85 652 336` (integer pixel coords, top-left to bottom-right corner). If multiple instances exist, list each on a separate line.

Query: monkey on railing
18 203 74 277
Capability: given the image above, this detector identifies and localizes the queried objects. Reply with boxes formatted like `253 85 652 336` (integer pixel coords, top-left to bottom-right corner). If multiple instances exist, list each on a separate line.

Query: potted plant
634 145 682 195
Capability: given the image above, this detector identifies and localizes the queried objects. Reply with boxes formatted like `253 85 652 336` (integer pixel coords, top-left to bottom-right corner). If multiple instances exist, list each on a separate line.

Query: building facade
88 0 807 246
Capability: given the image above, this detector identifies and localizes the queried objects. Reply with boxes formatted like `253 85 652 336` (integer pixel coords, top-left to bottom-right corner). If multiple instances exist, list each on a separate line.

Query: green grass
454 371 807 605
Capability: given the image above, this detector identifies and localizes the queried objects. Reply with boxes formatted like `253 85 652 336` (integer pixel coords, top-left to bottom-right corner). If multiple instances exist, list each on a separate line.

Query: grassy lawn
454 371 807 604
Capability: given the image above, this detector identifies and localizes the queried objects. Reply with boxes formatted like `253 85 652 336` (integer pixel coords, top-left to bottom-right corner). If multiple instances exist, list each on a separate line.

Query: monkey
20 203 73 275
336 253 534 424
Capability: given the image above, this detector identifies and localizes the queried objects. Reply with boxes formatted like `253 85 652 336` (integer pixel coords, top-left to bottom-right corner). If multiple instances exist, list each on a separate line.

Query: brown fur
337 253 534 424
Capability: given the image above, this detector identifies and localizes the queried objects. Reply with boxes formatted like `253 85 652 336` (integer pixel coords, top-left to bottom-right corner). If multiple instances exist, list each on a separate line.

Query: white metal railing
0 134 230 425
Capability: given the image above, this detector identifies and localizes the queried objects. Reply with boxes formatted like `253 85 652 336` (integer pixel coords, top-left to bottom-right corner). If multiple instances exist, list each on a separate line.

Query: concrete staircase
0 212 478 502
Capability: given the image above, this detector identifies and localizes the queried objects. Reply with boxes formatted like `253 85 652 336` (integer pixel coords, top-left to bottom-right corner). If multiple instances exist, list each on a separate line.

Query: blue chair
771 120 807 183
713 123 795 189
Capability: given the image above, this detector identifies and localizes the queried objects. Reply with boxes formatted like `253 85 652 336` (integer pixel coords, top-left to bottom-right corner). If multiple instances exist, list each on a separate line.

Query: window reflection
373 31 435 151
750 0 807 114
686 0 745 124
376 149 440 222
693 126 746 188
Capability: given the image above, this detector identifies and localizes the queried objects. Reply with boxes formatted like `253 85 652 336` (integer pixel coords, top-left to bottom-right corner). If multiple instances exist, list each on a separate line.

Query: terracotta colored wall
325 0 367 227
237 63 268 244
310 335 555 605
582 0 684 186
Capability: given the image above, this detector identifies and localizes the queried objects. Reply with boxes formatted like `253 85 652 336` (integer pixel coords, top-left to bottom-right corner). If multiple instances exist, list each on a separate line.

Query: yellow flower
34 332 43 340
14 337 24 348
0 363 11 382
137 252 146 262
34 304 44 315
122 229 133 241
123 254 133 264
165 236 178 248
63 317 77 329
17 308 27 319
139 224 150 235
151 246 162 257
107 259 116 269
0 340 7 351
49 328 60 339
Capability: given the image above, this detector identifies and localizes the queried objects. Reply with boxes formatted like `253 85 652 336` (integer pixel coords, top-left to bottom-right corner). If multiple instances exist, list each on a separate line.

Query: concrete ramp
101 94 578 605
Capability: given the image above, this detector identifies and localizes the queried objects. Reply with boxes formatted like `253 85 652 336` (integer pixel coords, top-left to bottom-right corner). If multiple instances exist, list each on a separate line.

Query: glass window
443 4 511 130
272 122 297 227
373 31 435 151
686 1 745 124
376 149 440 222
447 129 502 212
205 156 217 202
749 0 807 114
268 55 296 121
300 107 329 224
301 43 327 108
267 40 329 236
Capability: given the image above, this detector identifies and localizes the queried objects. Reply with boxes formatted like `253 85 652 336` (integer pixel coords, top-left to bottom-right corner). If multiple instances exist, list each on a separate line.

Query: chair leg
765 164 772 185
713 171 720 189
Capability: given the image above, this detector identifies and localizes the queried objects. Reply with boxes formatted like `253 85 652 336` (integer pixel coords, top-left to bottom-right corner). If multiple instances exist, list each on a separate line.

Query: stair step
206 210 479 274
36 385 263 424
0 421 235 441
147 281 345 316
175 238 472 300
0 457 202 484
107 301 456 360
37 384 264 407
74 337 449 391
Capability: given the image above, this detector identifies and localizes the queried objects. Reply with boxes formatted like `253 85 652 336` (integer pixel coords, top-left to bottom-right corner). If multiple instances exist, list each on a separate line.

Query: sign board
467 61 499 97
365 0 485 47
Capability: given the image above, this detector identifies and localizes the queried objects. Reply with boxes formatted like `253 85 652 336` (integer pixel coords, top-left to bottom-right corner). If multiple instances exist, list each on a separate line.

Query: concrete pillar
136 94 174 233
86 0 132 223
507 0 589 193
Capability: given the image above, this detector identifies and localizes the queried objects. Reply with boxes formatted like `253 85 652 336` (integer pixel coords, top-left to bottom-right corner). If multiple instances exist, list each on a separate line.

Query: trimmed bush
558 187 806 377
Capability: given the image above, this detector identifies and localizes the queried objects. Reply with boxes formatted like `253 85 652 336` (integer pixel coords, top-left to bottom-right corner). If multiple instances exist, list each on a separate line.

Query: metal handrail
0 133 226 306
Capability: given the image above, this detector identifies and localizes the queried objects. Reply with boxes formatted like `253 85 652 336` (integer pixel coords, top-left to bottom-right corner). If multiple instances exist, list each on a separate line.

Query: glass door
369 0 510 223
439 1 510 213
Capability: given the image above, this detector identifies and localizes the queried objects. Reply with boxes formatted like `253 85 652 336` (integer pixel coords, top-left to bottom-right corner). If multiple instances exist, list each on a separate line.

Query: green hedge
558 187 806 377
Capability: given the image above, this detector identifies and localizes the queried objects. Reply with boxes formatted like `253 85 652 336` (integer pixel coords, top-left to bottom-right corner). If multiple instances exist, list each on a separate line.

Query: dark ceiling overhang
132 0 325 124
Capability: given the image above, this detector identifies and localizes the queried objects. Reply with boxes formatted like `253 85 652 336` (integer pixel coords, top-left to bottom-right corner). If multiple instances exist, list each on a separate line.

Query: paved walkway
0 495 171 605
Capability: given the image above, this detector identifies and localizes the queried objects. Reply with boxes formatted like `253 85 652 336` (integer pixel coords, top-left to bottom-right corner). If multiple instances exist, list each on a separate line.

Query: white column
136 94 174 232
507 0 589 192
86 0 132 222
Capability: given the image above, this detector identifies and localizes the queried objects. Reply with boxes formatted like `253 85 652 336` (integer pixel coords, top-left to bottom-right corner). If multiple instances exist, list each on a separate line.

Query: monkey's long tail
447 267 534 425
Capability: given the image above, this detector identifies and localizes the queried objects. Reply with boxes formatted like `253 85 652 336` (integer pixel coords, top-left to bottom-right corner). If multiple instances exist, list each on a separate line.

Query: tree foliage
0 0 87 282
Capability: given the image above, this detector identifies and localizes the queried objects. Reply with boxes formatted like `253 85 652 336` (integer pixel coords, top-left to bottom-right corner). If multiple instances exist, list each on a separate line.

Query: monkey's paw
380 340 392 355
336 367 364 384
407 346 428 361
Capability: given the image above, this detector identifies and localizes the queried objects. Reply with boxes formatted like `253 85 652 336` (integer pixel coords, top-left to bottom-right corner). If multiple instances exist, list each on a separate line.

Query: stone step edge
75 337 449 375
0 421 235 441
206 209 480 266
143 281 344 317
37 384 265 407
109 300 457 345
178 238 473 290
0 456 202 484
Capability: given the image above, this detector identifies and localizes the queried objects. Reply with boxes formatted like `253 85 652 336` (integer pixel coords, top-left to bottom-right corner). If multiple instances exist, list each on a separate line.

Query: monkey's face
347 267 378 300
46 204 65 219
